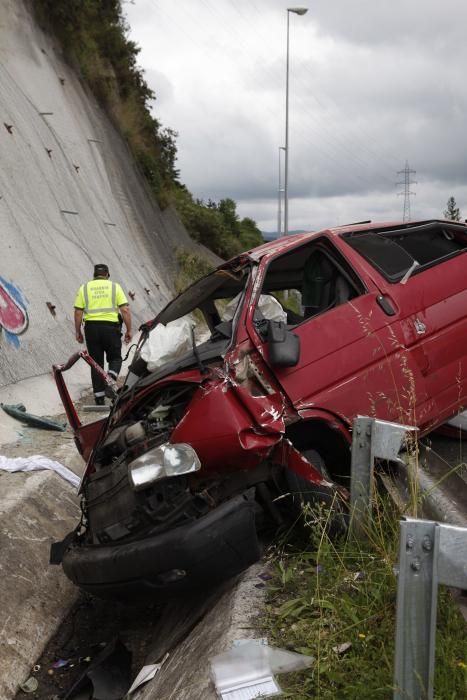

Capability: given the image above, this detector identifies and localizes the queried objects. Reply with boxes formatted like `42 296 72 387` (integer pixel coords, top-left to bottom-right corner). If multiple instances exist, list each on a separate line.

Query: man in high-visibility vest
74 264 132 405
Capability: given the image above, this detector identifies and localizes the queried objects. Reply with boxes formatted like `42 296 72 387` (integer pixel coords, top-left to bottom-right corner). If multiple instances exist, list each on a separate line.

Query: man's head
94 263 110 279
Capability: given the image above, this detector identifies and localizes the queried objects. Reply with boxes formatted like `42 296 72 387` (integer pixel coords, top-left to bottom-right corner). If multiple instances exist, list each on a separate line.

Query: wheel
285 448 347 535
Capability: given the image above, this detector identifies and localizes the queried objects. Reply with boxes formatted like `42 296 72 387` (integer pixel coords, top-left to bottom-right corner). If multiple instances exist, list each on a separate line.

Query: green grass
264 498 467 699
33 0 179 204
175 248 214 292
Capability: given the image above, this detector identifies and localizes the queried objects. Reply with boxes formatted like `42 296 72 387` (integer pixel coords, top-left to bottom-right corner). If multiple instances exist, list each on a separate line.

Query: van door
344 222 467 427
246 238 433 428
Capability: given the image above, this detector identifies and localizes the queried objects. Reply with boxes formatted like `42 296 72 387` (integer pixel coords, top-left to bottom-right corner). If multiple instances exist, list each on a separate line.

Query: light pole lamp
284 6 308 236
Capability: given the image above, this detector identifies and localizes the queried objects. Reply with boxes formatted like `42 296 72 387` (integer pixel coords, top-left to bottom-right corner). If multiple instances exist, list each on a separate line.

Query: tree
238 217 263 250
444 196 461 221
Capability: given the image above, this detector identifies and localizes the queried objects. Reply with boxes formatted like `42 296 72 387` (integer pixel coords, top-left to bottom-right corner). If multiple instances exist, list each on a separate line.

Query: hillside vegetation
33 0 263 261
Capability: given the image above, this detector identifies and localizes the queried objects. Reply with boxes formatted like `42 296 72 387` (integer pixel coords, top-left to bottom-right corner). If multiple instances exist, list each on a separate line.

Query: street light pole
277 146 285 236
284 7 308 236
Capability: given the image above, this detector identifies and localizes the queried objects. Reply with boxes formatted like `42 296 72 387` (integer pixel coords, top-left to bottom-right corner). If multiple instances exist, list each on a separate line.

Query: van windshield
155 265 249 326
128 264 251 384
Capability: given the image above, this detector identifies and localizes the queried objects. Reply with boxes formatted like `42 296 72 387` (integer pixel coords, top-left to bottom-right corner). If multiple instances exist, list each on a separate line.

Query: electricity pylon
397 161 417 222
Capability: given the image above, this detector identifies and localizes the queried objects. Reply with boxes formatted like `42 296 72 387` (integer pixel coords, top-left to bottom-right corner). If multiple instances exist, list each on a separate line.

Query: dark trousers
84 321 122 396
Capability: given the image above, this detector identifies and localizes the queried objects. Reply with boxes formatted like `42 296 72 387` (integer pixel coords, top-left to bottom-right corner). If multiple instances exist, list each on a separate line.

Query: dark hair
94 264 109 277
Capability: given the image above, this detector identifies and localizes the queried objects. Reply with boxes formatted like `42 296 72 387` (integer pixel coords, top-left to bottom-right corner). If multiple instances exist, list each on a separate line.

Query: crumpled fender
231 382 286 434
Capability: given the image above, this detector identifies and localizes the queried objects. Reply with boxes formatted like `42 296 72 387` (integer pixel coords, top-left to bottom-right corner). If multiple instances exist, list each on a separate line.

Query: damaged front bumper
61 494 260 599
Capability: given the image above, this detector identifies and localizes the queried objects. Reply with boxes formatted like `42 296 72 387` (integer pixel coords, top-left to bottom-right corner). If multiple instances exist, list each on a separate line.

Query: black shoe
95 396 105 406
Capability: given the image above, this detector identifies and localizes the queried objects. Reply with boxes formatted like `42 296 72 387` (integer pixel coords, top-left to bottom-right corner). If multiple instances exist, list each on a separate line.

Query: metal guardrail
349 416 467 699
394 518 467 699
350 415 416 536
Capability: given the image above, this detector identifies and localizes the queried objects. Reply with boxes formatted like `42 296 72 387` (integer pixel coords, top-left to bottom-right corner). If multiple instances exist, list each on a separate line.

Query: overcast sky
125 0 467 232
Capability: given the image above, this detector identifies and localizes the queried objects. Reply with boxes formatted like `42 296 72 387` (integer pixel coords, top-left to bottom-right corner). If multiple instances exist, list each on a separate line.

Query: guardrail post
350 416 374 536
394 519 438 699
350 416 415 536
394 518 467 699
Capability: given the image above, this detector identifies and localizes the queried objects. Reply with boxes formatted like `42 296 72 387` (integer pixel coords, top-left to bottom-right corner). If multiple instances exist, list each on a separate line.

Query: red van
53 219 467 598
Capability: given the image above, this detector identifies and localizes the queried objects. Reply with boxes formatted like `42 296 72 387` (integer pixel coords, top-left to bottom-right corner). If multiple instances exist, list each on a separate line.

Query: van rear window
343 222 467 281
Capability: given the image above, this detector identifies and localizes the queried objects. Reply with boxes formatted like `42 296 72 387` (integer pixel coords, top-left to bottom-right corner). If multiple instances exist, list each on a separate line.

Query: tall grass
264 496 467 699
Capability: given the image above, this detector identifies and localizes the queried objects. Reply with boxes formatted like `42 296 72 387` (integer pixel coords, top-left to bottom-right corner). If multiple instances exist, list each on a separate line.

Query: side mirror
267 321 300 367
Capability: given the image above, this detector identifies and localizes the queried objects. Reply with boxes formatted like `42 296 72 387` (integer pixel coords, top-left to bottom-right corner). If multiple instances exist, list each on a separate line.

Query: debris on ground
332 641 352 655
210 638 313 699
127 653 169 694
1 403 66 431
13 593 161 700
63 638 132 700
18 677 38 694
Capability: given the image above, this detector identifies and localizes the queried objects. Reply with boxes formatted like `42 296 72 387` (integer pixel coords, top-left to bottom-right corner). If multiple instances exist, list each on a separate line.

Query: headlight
128 442 201 491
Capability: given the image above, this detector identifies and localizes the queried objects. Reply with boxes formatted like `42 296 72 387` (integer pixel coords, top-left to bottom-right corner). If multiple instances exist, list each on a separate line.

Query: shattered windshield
156 265 249 325
134 264 250 377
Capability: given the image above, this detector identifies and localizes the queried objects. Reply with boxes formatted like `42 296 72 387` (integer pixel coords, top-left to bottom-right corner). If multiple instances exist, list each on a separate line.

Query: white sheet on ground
0 455 80 488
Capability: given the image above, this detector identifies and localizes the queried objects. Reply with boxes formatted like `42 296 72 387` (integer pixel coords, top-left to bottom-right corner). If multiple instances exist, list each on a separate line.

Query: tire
285 448 347 535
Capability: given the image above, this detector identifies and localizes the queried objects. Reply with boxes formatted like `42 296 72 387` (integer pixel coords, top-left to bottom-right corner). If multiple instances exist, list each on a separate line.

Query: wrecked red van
53 219 467 598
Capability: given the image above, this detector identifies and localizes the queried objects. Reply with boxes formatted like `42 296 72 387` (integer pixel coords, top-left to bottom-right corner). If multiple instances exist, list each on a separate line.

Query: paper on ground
0 455 80 488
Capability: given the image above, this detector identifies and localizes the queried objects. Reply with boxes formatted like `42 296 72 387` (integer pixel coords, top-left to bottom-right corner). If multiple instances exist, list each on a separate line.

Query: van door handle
376 295 396 316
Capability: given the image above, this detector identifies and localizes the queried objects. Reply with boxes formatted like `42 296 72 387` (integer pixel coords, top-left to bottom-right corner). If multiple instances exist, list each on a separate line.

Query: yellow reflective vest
74 279 128 322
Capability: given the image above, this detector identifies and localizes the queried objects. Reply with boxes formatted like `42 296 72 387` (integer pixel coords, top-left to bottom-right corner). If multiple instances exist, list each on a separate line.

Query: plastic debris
232 638 268 648
1 403 66 431
210 639 313 700
0 454 80 488
33 664 41 672
258 572 273 582
127 653 169 694
64 638 131 700
52 659 70 669
19 677 39 693
332 642 352 655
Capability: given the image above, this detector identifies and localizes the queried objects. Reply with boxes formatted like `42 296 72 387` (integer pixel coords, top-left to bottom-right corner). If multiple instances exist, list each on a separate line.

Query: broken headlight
128 442 201 491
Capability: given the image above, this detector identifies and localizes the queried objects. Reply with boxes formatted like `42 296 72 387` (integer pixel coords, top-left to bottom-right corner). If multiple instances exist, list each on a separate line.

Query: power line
397 161 417 221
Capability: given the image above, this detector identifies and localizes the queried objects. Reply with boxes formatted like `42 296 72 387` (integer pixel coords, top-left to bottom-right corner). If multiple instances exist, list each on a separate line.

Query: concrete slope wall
0 0 197 387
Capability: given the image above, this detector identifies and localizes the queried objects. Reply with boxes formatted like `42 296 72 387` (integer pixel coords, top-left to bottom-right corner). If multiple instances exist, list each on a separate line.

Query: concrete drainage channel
4 408 467 700
12 563 268 700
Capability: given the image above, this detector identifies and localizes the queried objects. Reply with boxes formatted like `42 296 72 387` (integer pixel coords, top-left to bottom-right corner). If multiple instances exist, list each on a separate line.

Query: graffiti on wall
0 276 28 348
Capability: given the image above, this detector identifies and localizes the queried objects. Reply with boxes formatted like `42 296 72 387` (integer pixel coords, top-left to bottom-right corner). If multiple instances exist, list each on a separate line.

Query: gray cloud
145 68 174 107
126 0 467 232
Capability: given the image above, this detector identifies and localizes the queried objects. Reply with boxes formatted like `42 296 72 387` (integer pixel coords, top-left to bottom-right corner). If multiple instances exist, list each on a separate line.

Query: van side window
343 221 467 282
257 241 364 327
